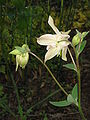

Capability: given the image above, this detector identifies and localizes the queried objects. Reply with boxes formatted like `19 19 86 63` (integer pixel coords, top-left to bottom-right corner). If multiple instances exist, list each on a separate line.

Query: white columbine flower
37 16 71 63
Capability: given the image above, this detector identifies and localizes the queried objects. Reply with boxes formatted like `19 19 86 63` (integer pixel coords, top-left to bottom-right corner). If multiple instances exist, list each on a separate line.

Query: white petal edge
62 47 68 61
61 30 71 35
48 16 61 35
37 34 57 46
57 41 70 50
16 55 20 71
44 47 60 63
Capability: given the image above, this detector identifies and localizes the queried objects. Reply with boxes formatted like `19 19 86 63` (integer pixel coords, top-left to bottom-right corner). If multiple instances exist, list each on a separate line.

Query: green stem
10 72 24 119
11 73 21 107
67 46 86 120
76 55 86 120
78 106 87 120
59 0 63 29
29 51 68 96
77 68 81 107
68 48 77 71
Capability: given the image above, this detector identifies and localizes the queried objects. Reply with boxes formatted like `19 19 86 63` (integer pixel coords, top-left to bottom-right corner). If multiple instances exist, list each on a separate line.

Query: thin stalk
48 0 50 15
11 73 21 108
77 66 81 107
78 72 86 120
76 57 86 120
78 106 87 120
68 46 86 119
10 72 24 119
75 39 86 120
71 41 87 119
1 103 16 118
68 48 77 71
29 51 68 96
26 89 60 116
59 0 63 29
61 0 63 15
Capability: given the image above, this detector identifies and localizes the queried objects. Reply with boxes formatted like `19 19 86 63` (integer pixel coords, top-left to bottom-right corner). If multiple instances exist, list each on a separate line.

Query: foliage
50 84 78 107
0 0 89 120
0 0 89 72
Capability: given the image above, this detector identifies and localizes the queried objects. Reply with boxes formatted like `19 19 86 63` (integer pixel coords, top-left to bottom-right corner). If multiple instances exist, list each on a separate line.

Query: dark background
0 0 90 119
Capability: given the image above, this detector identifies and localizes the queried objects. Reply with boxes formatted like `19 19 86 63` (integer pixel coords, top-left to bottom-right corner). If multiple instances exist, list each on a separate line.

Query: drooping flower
37 16 71 62
16 52 29 71
9 44 29 71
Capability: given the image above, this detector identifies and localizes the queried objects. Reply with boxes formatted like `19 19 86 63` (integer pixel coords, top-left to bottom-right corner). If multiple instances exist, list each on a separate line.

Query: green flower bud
16 52 29 71
9 44 30 71
72 34 81 46
72 30 89 46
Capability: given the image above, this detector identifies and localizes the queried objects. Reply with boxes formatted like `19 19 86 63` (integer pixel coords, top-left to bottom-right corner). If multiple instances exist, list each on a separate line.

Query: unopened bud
72 34 81 46
72 31 89 46
16 52 29 71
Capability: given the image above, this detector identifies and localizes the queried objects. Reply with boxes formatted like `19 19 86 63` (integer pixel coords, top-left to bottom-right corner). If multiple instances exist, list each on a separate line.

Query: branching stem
68 48 77 71
29 51 68 96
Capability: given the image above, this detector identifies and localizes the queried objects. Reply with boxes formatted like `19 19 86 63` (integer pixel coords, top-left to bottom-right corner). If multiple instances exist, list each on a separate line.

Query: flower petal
62 47 68 61
9 49 21 55
58 41 70 49
16 55 20 71
48 16 60 34
61 34 70 40
37 34 57 46
45 47 60 62
16 62 18 71
61 30 71 35
46 45 56 50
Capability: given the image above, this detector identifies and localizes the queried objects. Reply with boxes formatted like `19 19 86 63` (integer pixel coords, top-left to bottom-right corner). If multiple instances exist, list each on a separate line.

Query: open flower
37 16 71 62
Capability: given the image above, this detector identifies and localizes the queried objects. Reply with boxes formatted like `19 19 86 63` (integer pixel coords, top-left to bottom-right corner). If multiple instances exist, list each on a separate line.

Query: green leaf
22 44 30 52
0 65 5 74
22 115 27 120
12 0 25 10
63 63 76 71
44 114 48 120
72 34 80 46
18 105 23 117
72 30 89 46
0 84 4 96
76 40 86 57
50 100 71 107
81 31 89 40
79 40 87 54
15 46 26 54
72 83 78 99
67 94 74 103
9 49 21 55
67 94 78 107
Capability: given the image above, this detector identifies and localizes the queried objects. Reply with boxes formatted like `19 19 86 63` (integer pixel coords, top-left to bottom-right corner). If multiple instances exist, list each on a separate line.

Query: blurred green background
0 0 89 76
